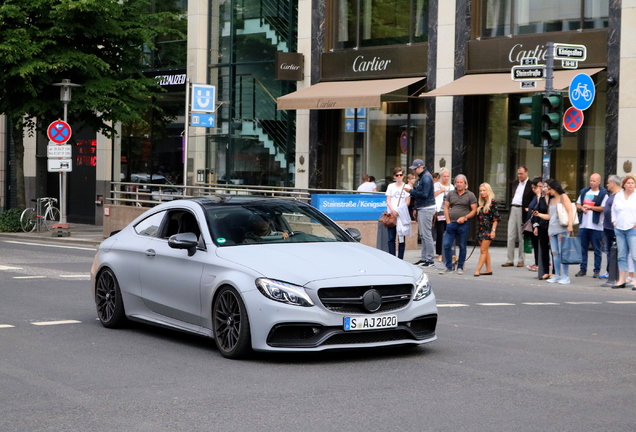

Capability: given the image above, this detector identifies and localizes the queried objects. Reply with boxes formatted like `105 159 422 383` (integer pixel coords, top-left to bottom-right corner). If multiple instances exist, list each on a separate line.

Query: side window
134 211 166 237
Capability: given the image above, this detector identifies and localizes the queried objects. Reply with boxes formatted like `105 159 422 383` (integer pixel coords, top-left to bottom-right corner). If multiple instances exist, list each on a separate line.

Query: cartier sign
276 52 304 81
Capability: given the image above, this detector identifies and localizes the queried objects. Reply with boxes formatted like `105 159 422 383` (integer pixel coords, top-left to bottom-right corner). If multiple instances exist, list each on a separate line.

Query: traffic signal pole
542 42 554 184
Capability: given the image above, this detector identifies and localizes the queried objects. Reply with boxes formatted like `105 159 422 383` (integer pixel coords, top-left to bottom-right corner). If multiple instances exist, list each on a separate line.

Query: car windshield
202 200 353 246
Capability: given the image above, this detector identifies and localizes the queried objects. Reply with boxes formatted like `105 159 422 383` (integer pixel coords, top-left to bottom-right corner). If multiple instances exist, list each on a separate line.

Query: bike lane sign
569 73 595 111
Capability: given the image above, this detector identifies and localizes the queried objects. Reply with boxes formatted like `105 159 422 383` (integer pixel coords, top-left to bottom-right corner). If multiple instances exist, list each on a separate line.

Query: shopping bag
561 236 582 265
524 235 533 254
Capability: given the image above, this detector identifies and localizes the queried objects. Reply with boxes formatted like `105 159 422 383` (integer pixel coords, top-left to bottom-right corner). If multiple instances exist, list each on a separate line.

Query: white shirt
512 179 527 206
434 182 454 212
357 182 376 193
576 189 607 230
612 190 636 230
385 183 409 211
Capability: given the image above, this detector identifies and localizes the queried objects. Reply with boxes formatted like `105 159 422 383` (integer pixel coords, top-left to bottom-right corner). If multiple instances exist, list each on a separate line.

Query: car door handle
145 249 156 257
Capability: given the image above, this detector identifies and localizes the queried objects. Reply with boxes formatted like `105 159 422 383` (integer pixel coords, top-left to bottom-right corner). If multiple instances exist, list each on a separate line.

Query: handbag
561 236 582 265
379 184 405 228
556 200 579 227
522 218 534 233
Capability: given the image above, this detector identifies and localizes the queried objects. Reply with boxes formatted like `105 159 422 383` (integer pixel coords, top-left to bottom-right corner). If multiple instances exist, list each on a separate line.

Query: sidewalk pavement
0 225 628 291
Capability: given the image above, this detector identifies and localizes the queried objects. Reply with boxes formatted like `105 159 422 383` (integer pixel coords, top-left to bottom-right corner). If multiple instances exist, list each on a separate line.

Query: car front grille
317 284 412 314
266 314 437 348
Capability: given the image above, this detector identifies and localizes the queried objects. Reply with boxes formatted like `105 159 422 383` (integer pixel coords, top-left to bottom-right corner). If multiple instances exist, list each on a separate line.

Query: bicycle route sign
563 107 584 133
569 73 595 111
47 120 72 144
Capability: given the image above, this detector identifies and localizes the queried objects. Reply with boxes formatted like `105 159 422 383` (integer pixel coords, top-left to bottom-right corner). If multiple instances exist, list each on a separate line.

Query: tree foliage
0 0 185 137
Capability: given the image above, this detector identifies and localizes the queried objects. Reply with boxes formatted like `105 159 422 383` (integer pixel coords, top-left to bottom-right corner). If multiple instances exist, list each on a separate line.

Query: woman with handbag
610 173 636 289
535 179 574 284
433 168 454 262
385 167 412 259
529 178 553 280
474 183 500 276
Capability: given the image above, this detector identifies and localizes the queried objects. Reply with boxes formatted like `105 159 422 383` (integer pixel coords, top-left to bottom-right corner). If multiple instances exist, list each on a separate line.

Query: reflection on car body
90 197 437 359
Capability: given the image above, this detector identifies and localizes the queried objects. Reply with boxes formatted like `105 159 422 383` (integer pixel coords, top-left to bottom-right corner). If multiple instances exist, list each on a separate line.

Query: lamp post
52 79 80 225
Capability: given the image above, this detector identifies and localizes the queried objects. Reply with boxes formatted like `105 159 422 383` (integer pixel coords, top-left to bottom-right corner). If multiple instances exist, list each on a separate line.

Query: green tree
0 0 184 208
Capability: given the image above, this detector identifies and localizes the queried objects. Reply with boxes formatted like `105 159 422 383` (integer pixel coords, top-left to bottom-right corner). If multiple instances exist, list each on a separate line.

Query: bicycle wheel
43 207 61 231
20 208 37 232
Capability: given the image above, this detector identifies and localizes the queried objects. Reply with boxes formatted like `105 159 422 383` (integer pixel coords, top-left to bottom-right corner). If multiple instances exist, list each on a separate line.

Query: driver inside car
243 219 289 243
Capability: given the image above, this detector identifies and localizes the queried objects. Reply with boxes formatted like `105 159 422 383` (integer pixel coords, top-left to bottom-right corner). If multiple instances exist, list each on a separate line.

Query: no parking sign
47 120 72 144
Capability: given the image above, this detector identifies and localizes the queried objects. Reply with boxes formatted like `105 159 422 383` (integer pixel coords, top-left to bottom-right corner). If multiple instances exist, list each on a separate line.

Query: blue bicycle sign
569 74 595 111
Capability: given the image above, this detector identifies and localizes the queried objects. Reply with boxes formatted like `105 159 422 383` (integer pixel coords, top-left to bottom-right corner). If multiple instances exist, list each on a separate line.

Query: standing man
600 175 622 278
575 173 608 278
439 174 477 275
408 159 436 267
502 165 534 267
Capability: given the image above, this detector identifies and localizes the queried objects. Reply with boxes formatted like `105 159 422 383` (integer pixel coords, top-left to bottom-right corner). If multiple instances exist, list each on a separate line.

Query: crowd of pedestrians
384 160 636 291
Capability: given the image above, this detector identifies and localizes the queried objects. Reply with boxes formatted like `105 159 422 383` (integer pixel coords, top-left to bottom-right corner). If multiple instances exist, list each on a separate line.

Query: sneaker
439 268 452 275
575 270 586 277
421 261 435 268
558 276 571 285
592 272 600 279
414 260 426 265
501 262 514 267
456 268 464 275
546 275 562 283
599 272 609 279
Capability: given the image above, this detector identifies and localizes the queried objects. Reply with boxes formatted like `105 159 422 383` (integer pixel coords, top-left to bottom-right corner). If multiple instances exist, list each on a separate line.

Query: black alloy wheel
213 286 252 359
95 268 127 328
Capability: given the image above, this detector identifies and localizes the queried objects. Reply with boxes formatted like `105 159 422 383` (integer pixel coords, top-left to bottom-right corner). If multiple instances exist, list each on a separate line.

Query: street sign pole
183 78 190 189
542 42 554 185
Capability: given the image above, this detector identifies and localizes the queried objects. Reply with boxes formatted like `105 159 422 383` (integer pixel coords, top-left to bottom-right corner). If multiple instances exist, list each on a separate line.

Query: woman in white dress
385 167 412 259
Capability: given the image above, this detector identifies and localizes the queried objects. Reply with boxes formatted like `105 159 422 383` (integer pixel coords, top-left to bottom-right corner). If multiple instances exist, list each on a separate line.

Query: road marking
437 304 469 308
13 276 47 279
477 303 515 306
0 265 23 270
565 301 603 305
0 324 15 329
606 301 636 304
59 274 90 278
3 240 96 251
31 320 82 326
522 302 560 306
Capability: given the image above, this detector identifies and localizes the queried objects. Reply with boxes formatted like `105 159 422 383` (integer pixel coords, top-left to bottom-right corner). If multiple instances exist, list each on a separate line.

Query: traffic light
518 94 542 147
542 93 563 148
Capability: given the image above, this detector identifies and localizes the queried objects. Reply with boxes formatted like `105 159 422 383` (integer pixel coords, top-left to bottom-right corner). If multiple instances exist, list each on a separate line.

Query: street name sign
511 65 546 81
553 43 587 62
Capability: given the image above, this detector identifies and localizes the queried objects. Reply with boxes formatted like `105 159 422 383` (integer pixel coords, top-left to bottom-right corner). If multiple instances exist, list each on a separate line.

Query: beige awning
421 68 604 97
277 76 426 110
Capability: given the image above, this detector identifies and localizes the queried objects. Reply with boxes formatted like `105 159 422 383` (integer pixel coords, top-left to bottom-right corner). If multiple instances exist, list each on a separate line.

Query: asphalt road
1 238 635 432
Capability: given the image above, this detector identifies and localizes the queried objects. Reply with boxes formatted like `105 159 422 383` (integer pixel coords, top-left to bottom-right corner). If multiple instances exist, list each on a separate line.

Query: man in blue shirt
408 159 436 267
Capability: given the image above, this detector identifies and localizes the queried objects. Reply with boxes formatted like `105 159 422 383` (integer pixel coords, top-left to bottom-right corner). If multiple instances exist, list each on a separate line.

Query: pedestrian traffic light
518 94 542 147
542 93 563 148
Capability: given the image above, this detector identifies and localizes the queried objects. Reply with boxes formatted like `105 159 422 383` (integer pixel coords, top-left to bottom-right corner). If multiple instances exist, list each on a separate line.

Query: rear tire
95 268 128 328
213 286 252 359
43 207 61 231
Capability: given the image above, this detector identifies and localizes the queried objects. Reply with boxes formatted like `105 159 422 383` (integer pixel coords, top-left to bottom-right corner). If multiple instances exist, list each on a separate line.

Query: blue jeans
578 228 603 273
549 232 570 278
443 222 470 270
387 226 405 259
603 228 616 273
614 227 636 271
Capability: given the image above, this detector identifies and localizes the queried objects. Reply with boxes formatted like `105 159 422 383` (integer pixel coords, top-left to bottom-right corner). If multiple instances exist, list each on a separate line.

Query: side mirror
168 232 199 256
344 228 362 242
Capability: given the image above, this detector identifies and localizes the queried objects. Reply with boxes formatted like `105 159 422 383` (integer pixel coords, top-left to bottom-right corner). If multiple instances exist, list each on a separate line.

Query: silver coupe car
91 197 437 359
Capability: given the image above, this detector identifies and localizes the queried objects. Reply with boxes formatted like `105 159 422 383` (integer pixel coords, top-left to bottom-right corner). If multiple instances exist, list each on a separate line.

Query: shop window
334 0 428 49
481 0 608 38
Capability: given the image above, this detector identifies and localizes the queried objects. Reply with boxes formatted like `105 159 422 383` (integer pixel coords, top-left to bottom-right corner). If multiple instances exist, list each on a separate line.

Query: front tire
95 268 128 328
213 286 252 359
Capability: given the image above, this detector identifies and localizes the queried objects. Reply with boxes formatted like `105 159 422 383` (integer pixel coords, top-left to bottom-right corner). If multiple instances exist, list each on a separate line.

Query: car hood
215 242 416 285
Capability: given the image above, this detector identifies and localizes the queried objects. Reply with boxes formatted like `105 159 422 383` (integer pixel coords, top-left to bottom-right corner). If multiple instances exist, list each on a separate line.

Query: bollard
601 243 618 287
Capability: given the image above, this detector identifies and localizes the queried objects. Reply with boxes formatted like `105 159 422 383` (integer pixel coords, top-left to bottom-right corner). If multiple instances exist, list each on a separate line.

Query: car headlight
255 278 314 307
413 272 432 301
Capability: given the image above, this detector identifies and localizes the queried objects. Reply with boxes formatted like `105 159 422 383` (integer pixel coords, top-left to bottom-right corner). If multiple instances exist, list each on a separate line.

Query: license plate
343 315 398 331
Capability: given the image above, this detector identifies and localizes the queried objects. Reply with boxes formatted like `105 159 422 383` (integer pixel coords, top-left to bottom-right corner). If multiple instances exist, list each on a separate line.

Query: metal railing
108 182 383 207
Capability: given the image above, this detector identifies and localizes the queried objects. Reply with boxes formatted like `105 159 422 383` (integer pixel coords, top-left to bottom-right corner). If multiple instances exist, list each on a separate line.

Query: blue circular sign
569 73 595 111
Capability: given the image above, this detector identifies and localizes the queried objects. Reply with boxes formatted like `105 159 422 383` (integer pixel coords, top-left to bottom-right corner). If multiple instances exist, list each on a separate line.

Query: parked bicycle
20 197 61 232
